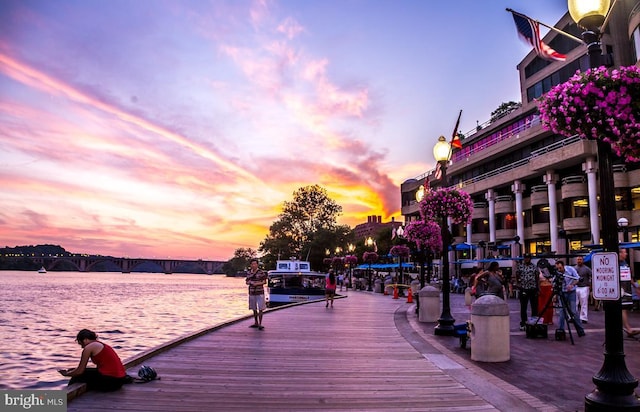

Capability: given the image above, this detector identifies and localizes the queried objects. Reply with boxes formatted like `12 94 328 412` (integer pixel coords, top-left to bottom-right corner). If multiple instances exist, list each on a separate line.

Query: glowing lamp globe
433 136 451 162
568 0 610 29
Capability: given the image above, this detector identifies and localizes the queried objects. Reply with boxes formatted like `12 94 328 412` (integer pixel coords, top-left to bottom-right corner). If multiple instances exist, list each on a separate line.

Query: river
0 271 248 391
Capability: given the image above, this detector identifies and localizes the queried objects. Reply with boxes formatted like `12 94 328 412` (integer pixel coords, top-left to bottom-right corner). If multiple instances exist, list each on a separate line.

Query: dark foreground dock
66 290 640 411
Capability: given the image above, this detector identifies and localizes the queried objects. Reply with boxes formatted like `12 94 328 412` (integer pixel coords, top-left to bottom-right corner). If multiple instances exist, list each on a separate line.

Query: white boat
38 267 47 274
266 260 327 307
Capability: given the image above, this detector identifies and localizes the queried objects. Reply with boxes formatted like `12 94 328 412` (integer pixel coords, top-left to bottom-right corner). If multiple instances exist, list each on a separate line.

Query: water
0 271 248 390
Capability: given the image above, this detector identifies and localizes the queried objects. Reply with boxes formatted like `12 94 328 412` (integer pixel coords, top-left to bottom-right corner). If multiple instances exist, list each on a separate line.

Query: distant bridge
23 256 225 274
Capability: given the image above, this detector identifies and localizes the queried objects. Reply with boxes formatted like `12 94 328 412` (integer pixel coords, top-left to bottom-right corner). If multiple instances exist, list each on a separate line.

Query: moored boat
266 260 327 307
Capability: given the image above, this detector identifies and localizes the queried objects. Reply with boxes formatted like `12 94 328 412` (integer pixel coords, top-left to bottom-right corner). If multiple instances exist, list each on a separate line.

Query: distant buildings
353 215 403 240
401 5 640 260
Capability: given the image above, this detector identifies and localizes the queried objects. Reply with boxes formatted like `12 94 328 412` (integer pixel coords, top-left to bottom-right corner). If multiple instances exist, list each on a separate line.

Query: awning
450 244 476 251
355 263 414 270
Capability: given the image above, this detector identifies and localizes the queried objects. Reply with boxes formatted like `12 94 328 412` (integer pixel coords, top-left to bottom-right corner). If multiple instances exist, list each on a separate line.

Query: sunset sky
0 0 568 260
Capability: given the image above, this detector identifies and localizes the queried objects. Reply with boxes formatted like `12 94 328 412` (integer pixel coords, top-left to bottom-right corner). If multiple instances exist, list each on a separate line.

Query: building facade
401 3 640 261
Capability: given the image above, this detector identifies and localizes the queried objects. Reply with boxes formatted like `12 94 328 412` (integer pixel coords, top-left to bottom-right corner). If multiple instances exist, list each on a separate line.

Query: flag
450 110 462 150
511 13 566 62
434 162 442 180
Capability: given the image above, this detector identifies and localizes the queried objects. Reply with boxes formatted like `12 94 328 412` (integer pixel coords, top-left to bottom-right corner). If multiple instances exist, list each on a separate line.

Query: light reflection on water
0 271 248 390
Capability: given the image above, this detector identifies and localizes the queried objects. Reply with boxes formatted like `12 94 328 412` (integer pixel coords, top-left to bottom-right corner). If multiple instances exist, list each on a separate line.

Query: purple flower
538 65 640 162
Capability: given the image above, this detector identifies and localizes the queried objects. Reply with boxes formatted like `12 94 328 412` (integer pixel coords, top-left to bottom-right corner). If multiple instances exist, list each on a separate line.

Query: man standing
246 258 267 330
574 256 592 324
516 254 539 330
555 260 585 337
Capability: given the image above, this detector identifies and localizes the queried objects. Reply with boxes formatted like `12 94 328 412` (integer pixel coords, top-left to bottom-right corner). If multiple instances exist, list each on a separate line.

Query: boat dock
66 289 640 411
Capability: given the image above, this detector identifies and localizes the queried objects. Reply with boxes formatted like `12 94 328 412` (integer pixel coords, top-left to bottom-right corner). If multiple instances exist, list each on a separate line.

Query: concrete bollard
470 295 510 362
418 286 440 323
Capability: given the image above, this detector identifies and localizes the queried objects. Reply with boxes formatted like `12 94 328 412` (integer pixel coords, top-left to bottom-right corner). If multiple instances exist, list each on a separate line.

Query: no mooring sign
592 252 620 300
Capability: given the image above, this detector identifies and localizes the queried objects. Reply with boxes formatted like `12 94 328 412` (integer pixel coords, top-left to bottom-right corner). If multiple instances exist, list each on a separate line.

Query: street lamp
347 243 355 289
567 1 640 410
366 237 374 291
397 225 405 288
618 217 630 243
433 135 455 336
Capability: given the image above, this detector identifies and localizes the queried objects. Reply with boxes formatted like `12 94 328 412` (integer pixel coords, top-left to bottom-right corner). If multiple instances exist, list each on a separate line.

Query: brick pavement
411 291 640 412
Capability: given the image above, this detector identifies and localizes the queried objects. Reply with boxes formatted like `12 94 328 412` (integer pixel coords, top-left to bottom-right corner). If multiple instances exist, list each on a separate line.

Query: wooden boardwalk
66 292 531 411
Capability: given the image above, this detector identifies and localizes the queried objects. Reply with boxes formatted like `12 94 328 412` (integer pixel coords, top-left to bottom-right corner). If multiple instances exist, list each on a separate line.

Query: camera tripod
535 286 585 345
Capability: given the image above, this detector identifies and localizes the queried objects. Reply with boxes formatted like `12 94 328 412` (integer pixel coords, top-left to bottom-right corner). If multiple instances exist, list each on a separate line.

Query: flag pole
448 110 462 159
506 8 584 45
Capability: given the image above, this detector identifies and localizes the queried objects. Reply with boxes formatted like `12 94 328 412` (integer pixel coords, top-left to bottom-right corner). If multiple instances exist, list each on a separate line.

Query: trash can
470 295 510 362
374 279 382 293
418 286 440 323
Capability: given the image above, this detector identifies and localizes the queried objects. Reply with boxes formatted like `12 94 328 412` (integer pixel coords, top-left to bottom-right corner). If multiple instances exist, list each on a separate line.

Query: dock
66 291 574 411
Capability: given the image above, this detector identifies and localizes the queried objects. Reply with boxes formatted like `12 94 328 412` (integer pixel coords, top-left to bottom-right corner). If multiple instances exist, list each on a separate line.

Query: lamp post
397 225 405 288
347 243 355 289
433 135 455 336
567 1 640 410
619 217 630 243
366 237 374 291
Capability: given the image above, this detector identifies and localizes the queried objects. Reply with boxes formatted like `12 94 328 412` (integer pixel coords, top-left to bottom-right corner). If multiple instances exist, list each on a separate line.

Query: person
476 261 505 300
574 256 592 324
58 329 128 391
325 270 337 308
619 248 640 336
337 273 344 291
516 253 539 330
246 258 267 330
555 260 584 336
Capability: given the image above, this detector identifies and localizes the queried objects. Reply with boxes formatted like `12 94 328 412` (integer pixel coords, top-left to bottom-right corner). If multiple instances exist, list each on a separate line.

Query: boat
38 267 47 274
266 260 327 307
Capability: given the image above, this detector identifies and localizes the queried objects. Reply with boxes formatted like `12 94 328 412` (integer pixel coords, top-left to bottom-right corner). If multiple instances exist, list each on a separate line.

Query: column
544 171 559 253
512 180 525 251
583 157 600 245
486 189 496 243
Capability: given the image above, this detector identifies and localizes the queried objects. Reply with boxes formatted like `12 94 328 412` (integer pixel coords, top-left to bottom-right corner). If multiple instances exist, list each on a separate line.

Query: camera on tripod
537 258 563 294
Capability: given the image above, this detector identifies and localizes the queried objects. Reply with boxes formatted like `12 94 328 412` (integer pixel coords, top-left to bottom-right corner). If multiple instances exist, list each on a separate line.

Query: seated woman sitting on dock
58 329 128 391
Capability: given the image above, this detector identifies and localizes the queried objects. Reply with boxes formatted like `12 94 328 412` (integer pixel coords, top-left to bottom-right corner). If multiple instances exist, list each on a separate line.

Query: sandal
624 329 640 337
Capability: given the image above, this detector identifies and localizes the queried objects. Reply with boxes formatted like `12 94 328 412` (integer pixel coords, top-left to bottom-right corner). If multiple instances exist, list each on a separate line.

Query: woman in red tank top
58 329 128 391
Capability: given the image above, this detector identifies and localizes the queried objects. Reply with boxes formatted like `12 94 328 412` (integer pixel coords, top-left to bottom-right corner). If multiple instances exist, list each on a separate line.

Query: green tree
490 101 521 122
221 247 257 276
260 185 343 270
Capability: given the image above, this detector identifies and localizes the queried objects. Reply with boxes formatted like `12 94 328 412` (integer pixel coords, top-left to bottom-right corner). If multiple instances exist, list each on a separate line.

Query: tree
259 185 343 270
490 101 521 122
221 248 257 276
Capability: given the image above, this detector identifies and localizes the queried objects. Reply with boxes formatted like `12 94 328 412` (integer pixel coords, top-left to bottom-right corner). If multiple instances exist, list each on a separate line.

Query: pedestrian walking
325 270 337 308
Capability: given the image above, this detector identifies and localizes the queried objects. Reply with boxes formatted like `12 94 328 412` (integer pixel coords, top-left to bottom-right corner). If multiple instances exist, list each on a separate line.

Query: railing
495 195 513 202
561 175 586 185
531 185 548 193
530 135 581 157
452 115 541 162
456 157 530 188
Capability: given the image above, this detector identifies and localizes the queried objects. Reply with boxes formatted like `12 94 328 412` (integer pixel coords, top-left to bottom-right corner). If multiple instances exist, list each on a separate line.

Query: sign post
592 252 620 301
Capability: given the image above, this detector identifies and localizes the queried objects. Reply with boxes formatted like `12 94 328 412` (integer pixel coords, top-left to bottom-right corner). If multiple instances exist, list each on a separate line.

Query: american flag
512 13 566 62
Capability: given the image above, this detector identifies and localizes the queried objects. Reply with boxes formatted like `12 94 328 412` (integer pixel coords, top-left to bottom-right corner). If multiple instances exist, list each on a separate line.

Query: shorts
249 294 266 311
325 289 336 297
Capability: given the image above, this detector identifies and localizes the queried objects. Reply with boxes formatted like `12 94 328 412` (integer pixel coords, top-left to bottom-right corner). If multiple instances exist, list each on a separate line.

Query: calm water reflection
0 271 248 390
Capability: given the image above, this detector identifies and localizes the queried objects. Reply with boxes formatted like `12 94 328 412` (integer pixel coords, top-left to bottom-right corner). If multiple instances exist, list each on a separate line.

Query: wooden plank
67 293 497 411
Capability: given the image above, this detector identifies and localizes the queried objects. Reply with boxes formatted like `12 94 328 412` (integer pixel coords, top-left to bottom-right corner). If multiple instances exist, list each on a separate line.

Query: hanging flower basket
344 255 358 265
537 65 640 162
420 187 473 225
404 220 442 254
390 245 410 258
363 251 378 263
322 258 332 266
